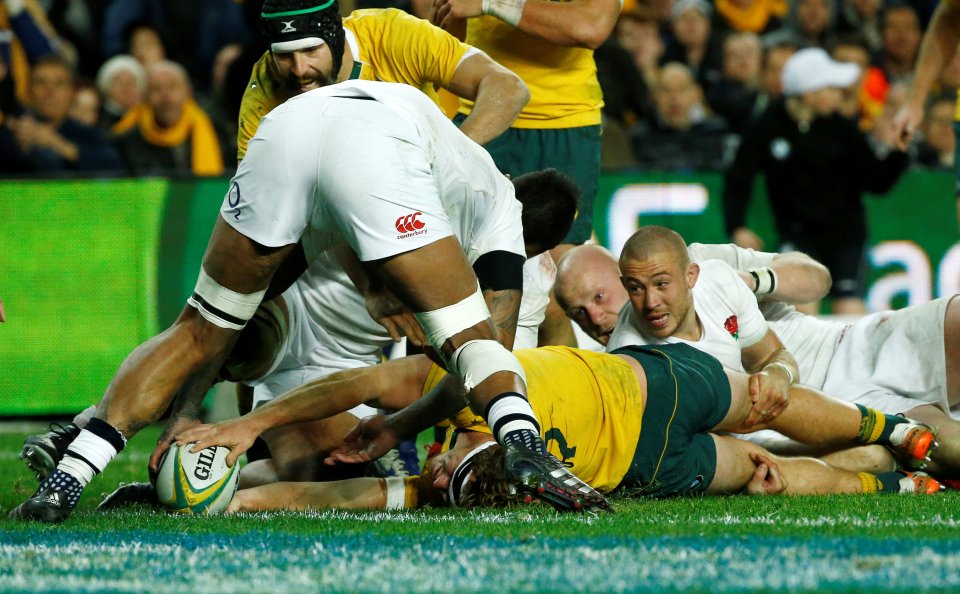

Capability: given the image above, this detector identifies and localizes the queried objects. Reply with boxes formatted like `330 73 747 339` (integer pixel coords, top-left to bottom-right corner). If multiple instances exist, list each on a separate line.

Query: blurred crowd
0 0 954 177
599 0 955 171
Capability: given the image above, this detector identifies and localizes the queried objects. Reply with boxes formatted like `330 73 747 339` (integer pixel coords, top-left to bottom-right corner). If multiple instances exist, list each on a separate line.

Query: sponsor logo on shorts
723 315 739 339
395 212 427 239
227 182 242 220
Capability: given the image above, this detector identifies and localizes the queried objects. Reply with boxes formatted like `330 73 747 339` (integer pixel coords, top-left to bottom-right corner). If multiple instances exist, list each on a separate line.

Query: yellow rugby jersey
237 8 472 159
458 15 603 128
423 347 644 493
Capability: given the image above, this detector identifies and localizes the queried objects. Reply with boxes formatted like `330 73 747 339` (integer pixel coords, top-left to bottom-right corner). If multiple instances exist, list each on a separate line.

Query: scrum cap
260 0 345 75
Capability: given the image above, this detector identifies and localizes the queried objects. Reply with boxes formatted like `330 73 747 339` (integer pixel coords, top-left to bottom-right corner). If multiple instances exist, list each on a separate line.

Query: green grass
3 422 960 593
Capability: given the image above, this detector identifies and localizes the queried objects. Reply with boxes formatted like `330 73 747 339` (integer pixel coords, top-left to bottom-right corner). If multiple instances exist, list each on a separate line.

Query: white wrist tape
415 286 490 353
384 477 406 510
748 266 778 297
449 339 527 391
187 267 266 331
481 0 526 27
764 361 795 385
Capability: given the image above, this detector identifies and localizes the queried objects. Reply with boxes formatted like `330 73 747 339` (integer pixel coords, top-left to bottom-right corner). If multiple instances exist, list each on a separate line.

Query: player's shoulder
345 7 421 30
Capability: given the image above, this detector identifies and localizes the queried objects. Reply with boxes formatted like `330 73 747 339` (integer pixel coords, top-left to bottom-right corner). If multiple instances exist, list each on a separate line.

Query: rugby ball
155 443 240 514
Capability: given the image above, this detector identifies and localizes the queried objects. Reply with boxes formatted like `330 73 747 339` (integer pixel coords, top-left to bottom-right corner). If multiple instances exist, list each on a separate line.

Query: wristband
747 266 777 297
385 477 406 510
764 361 795 385
481 0 526 27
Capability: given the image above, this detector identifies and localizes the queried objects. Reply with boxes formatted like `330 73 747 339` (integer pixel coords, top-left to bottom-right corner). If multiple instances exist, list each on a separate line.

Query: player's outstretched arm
434 0 620 49
228 477 394 512
894 0 960 150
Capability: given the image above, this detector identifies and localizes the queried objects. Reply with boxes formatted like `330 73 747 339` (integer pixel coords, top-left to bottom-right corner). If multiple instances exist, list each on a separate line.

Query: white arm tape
482 0 526 27
415 286 491 352
385 477 406 510
449 339 526 391
748 266 778 297
186 267 266 331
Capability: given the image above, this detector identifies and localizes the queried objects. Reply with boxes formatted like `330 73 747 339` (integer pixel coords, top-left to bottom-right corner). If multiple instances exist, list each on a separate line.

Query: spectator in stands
764 0 837 49
95 55 145 129
831 34 880 125
914 96 956 169
751 41 795 115
836 0 883 52
112 60 224 177
69 79 100 127
722 48 909 315
713 0 786 36
1 54 122 173
661 0 723 93
616 10 664 89
596 35 652 128
706 31 763 132
876 3 922 84
0 0 59 109
127 22 166 69
631 62 730 171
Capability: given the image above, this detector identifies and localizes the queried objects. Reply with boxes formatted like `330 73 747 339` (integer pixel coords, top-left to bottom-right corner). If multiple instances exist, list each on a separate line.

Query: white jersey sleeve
513 254 556 350
687 243 776 270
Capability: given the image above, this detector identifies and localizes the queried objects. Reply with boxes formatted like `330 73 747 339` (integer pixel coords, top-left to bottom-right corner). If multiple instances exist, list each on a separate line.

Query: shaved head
620 226 690 271
555 245 628 345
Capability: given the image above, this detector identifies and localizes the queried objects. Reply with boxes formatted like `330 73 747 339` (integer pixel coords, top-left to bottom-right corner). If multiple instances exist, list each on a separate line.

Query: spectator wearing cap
661 0 724 93
95 54 146 129
722 47 909 315
239 0 529 162
112 60 224 176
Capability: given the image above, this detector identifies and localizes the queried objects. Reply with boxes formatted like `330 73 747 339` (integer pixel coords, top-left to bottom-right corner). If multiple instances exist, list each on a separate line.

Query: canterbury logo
280 20 297 33
395 212 425 234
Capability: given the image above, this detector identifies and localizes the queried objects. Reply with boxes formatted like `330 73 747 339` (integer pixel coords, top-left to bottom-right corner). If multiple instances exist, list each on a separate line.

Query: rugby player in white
554 228 949 478
11 80 607 523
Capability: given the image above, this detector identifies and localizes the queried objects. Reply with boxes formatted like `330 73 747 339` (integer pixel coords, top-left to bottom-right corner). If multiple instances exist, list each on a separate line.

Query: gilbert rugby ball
155 443 239 514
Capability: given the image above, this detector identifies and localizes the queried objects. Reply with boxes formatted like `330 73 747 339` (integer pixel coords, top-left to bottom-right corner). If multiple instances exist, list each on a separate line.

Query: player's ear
686 263 700 288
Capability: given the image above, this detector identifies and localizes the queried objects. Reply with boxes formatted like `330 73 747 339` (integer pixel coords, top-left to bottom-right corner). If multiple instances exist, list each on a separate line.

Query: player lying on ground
10 80 606 524
555 231 960 479
168 344 942 513
22 168 579 488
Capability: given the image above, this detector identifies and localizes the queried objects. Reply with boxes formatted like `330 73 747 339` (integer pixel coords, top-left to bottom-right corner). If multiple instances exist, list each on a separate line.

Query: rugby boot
20 422 80 481
97 482 161 511
9 470 83 523
896 471 945 495
888 421 939 470
503 443 611 512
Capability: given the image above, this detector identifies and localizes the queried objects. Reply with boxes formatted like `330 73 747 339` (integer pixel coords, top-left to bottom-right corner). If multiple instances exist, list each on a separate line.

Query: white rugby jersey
606 259 768 371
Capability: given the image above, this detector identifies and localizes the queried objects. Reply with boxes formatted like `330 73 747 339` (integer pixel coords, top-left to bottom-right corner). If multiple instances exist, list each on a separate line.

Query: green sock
874 471 904 494
854 404 908 445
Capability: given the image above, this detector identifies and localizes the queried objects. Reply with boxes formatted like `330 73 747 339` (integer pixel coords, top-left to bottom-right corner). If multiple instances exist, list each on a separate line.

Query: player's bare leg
371 236 608 511
709 435 941 495
11 219 296 523
717 371 939 473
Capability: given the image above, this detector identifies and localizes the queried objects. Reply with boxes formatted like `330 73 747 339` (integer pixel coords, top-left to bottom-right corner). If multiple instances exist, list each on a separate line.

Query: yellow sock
858 472 882 494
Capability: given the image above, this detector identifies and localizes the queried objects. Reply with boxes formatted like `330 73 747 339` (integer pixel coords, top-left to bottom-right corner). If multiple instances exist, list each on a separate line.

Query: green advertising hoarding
0 171 956 415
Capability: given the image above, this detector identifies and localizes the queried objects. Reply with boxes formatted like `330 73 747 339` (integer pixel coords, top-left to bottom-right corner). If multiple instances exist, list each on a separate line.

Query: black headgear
260 0 345 78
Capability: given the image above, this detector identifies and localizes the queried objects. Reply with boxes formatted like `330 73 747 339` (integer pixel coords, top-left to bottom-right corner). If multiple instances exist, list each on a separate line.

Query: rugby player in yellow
176 345 944 513
430 0 621 248
238 0 530 161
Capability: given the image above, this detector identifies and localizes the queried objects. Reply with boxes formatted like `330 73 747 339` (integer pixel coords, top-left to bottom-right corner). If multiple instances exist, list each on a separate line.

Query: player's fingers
749 375 761 403
379 317 403 343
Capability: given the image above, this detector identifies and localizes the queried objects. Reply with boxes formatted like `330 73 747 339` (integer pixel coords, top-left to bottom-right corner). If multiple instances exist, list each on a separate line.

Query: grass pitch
2 422 960 593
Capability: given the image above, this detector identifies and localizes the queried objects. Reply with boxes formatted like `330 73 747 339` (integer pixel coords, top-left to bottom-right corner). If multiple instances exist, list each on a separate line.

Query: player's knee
448 339 526 391
219 300 288 382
